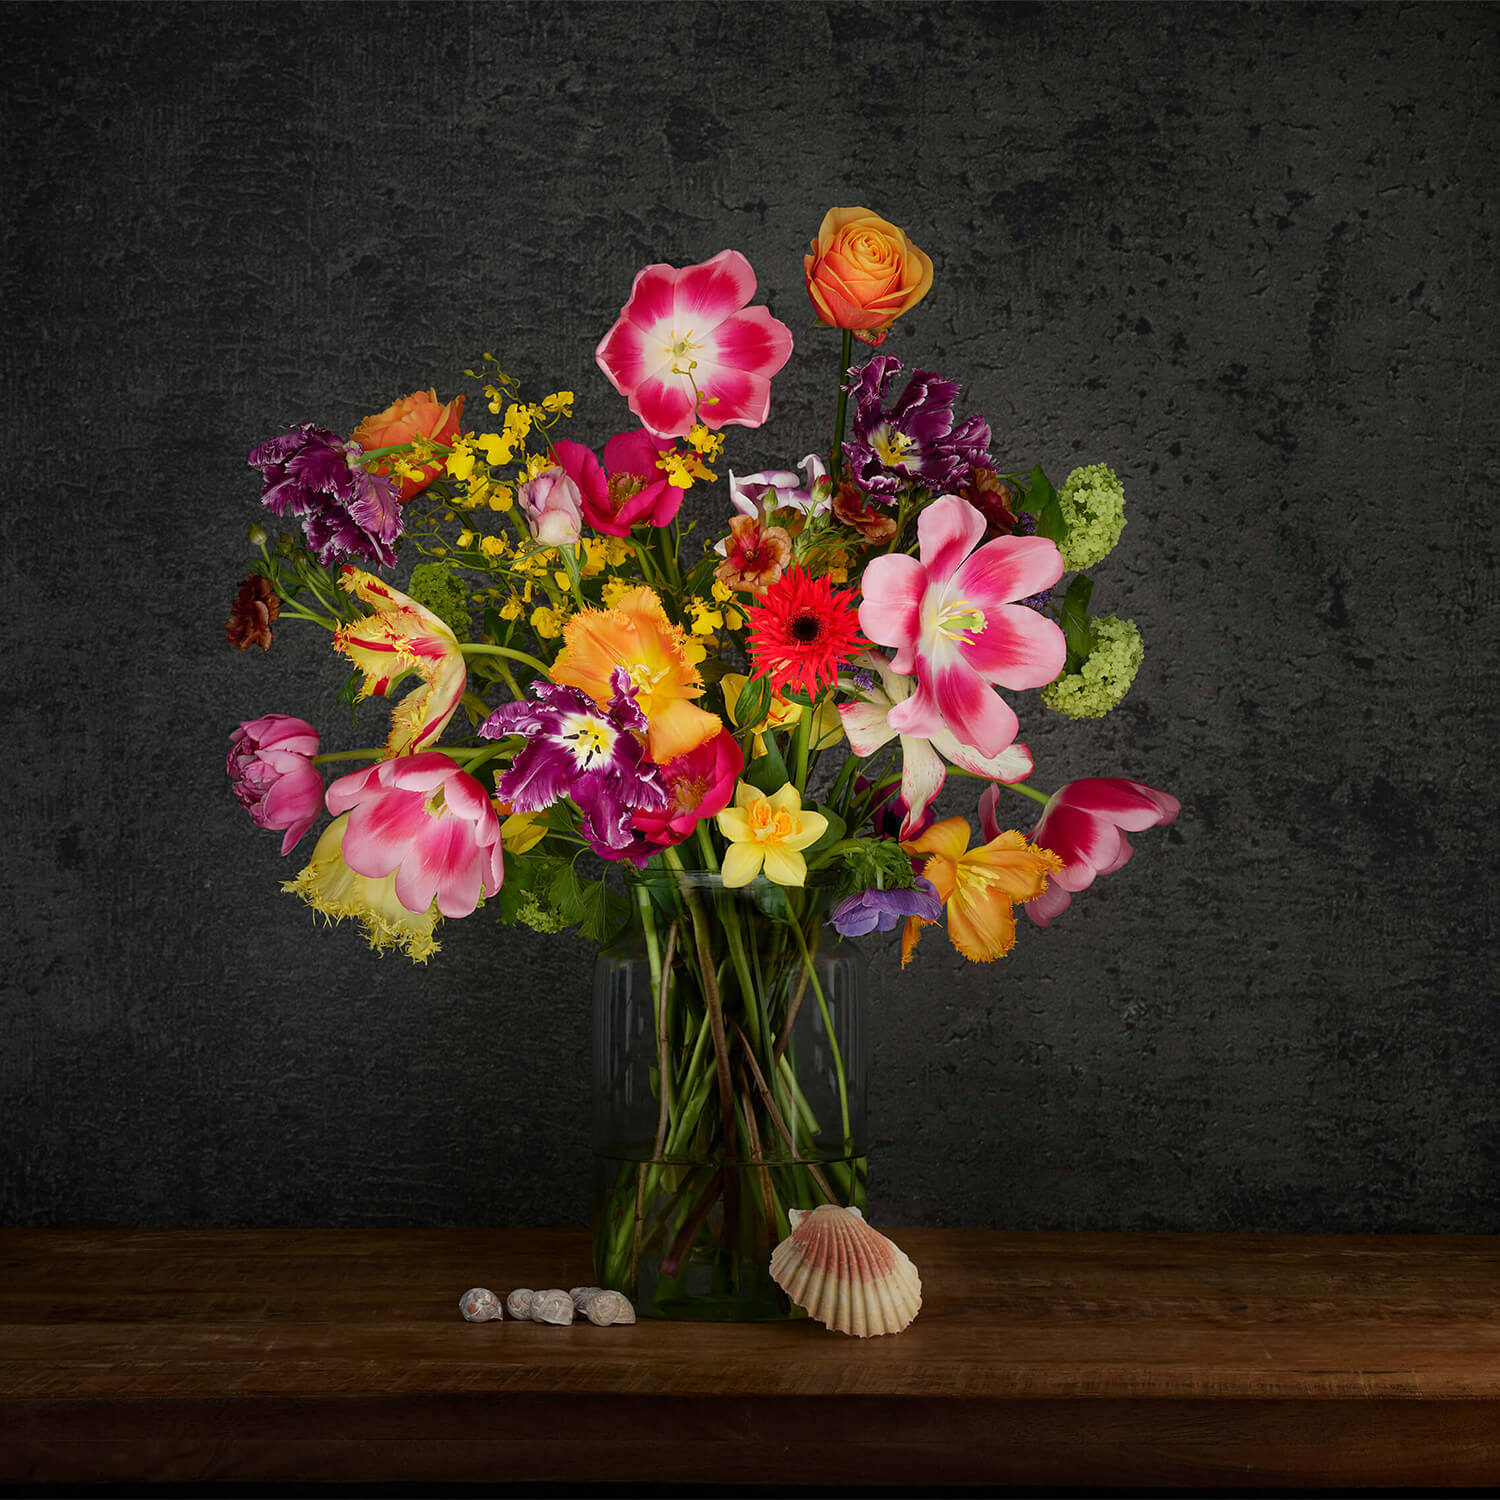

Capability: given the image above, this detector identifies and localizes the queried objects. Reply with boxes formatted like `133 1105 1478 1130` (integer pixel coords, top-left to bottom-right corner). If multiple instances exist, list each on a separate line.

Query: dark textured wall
4 1 1497 1232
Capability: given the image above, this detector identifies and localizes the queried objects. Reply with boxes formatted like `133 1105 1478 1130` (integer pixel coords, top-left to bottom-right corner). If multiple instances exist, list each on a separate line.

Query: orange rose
351 389 465 502
804 207 933 336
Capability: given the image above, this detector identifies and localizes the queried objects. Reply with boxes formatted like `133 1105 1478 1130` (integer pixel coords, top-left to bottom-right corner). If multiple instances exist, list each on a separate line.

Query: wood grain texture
2 1229 1497 1486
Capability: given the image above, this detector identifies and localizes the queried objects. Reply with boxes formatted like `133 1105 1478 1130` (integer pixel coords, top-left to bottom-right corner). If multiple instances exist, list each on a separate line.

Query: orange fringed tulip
333 568 466 756
550 586 720 764
900 817 1063 965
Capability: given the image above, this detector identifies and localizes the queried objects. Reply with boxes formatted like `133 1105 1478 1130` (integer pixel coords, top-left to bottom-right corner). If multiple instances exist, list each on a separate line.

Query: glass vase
591 867 868 1320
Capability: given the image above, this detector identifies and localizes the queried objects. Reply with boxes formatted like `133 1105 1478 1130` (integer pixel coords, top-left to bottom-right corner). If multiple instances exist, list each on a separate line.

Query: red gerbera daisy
744 566 869 699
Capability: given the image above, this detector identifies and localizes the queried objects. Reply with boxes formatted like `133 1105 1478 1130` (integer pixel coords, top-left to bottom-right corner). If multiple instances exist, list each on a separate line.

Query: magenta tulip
227 713 324 855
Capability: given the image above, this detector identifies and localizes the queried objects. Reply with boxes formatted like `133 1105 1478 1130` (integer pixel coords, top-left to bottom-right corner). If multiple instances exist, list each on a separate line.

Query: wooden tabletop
2 1229 1497 1488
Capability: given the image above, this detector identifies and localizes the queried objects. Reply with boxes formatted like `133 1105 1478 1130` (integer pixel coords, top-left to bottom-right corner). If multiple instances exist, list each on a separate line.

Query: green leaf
733 674 773 732
1022 463 1068 548
744 738 790 794
1059 573 1095 674
749 882 791 922
805 803 847 858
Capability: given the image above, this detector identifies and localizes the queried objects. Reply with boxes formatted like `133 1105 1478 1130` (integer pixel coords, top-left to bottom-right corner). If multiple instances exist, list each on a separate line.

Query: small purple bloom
828 878 944 938
481 668 668 853
841 356 993 498
248 423 402 569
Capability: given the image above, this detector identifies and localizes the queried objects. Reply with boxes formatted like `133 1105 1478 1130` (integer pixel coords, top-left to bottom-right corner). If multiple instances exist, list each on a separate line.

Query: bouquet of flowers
226 207 1178 1316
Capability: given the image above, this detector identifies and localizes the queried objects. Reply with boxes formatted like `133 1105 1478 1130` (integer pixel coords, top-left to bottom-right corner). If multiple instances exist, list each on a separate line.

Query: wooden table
1 1229 1497 1489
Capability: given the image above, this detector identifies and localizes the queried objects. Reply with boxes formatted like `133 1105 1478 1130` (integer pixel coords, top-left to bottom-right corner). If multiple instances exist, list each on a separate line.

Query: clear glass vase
591 868 868 1320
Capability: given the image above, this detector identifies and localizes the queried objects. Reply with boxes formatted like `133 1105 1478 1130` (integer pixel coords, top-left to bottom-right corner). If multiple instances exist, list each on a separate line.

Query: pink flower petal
627 371 698 440
897 735 947 838
894 649 1019 759
324 762 381 816
705 307 795 386
692 364 770 431
960 601 1068 690
858 555 927 673
595 317 671 395
934 727 1033 784
1059 777 1180 830
837 696 897 758
916 494 987 586
673 249 758 331
1034 803 1127 882
950 533 1065 610
1026 882 1073 927
619 261 678 333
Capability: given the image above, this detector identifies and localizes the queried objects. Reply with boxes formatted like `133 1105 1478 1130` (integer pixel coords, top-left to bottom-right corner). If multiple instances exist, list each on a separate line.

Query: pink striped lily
838 653 1033 840
333 568 466 756
595 249 795 439
980 776 1180 926
859 494 1066 759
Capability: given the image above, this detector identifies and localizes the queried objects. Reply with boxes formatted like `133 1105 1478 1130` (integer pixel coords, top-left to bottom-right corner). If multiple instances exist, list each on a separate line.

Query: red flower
744 567 868 700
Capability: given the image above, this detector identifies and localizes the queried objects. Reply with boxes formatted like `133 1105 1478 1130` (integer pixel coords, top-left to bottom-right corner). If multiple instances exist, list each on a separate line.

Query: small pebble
458 1287 502 1323
505 1288 536 1321
530 1288 575 1325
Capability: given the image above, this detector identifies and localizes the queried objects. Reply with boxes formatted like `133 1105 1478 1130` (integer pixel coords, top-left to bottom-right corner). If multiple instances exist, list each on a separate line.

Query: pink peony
632 729 745 849
859 494 1066 759
325 753 504 919
980 776 1180 926
586 428 684 536
595 249 795 439
227 713 324 855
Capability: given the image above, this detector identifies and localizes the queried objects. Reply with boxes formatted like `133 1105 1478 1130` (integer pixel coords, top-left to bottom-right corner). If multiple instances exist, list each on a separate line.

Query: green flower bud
1056 463 1126 571
1041 614 1144 719
247 523 268 547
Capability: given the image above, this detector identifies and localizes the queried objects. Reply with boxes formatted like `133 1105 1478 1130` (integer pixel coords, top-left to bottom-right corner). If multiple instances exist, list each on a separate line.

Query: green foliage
1019 464 1068 548
823 835 919 904
1057 574 1095 674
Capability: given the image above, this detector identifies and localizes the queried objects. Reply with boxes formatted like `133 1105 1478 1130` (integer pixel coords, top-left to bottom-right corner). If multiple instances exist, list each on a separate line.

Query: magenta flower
859 495 1066 760
326 753 504 919
481 668 669 855
587 428 684 537
595 249 795 439
247 424 402 568
227 713 324 855
518 441 601 546
632 728 745 848
980 777 1180 926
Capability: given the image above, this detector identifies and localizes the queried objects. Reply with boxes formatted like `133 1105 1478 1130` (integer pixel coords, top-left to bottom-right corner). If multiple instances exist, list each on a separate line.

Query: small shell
458 1287 502 1322
569 1285 603 1310
581 1289 636 1326
530 1288 575 1325
505 1288 536 1321
769 1204 922 1337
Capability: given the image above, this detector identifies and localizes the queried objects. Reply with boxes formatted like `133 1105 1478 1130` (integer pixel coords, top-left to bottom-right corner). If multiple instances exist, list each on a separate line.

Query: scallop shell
769 1204 922 1337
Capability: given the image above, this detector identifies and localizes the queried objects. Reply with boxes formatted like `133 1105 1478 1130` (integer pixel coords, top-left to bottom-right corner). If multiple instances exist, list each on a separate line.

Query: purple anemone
248 423 403 569
828 877 944 938
841 356 993 499
481 668 668 854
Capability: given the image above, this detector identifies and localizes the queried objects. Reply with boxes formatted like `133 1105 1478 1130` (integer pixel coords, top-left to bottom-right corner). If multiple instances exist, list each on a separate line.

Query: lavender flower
841 356 993 499
481 668 668 854
729 453 831 519
828 878 943 938
248 424 402 569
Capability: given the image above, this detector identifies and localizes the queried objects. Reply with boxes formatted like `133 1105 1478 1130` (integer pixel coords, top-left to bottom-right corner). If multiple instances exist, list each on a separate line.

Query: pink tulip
587 428 684 536
980 776 1180 926
325 753 504 919
517 444 596 547
631 728 745 848
595 249 795 439
859 494 1066 759
227 713 324 855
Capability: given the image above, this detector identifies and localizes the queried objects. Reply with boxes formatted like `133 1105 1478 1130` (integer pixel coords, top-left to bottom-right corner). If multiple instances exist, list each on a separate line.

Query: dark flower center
790 612 824 644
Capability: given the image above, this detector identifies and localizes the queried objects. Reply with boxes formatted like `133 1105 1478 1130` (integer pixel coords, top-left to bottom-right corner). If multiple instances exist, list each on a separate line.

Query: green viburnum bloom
405 561 471 640
1041 615 1144 719
1056 463 1126 571
515 889 569 934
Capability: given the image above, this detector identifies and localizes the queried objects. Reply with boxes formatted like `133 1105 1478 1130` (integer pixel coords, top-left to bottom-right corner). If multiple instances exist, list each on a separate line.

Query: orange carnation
351 389 465 502
804 207 933 337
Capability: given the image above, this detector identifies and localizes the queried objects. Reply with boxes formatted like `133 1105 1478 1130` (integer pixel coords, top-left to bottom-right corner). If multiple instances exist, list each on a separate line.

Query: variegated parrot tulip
333 568 466 756
980 776 1180 927
859 494 1066 759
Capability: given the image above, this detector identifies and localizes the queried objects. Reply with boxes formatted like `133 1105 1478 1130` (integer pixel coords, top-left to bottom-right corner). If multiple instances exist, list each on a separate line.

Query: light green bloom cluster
515 889 569 934
1041 614 1144 719
1056 463 1126 570
405 560 471 639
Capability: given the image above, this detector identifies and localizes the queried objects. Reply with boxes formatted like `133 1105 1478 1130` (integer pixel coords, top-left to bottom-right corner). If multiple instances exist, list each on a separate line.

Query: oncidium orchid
900 817 1063 965
333 568 466 756
716 783 829 888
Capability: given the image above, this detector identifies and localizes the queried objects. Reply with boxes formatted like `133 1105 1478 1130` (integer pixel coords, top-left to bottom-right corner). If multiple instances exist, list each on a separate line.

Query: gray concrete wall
3 1 1497 1230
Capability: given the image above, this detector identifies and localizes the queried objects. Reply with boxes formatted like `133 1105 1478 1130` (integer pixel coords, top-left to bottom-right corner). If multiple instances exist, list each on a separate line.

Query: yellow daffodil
550 586 720 763
901 818 1063 964
716 783 828 888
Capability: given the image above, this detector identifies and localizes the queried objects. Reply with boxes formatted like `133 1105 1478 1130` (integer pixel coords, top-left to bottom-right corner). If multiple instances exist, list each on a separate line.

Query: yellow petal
716 806 752 841
779 811 828 852
760 846 808 887
720 843 765 888
766 783 804 815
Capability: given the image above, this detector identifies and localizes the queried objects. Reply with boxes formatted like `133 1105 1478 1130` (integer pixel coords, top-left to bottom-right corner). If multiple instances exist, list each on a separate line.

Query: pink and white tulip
980 776 1180 926
595 249 795 439
227 713 324 854
839 654 1032 840
518 443 597 547
859 494 1066 759
326 752 504 919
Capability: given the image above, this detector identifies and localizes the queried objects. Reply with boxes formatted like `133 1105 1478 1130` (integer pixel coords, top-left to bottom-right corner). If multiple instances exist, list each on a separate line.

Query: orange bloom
351 389 465 502
549 586 721 764
900 818 1063 965
804 207 934 338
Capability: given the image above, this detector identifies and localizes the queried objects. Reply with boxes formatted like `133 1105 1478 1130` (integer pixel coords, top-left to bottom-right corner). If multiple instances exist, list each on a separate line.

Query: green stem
830 328 853 485
458 642 551 676
787 907 852 1148
792 702 813 795
276 604 339 630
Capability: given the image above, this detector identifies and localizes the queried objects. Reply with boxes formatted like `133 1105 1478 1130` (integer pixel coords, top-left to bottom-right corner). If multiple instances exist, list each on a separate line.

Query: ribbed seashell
530 1288 575 1325
458 1287 502 1322
580 1289 636 1326
505 1288 536 1321
769 1204 922 1337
